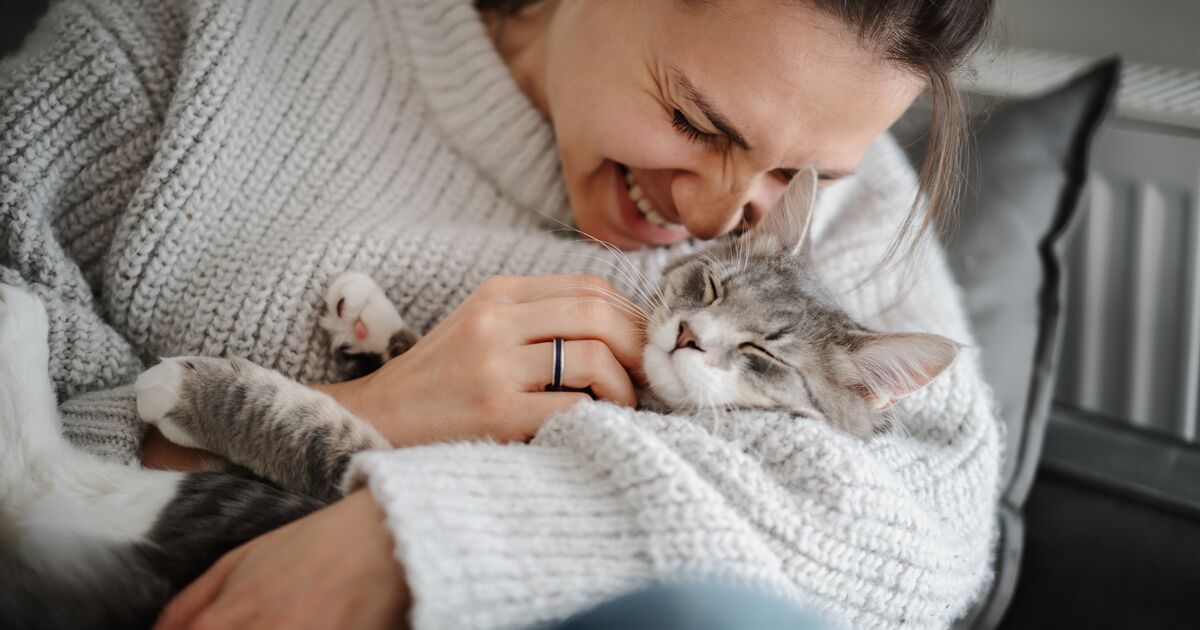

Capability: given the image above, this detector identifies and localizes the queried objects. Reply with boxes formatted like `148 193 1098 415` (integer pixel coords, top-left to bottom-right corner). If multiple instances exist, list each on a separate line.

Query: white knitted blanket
0 0 1000 628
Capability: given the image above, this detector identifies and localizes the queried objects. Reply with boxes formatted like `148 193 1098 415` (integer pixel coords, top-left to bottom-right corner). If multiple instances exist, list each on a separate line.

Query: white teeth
622 170 683 229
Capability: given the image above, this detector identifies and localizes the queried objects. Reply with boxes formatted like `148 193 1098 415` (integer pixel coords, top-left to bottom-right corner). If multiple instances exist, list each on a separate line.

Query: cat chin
642 344 688 407
642 343 741 410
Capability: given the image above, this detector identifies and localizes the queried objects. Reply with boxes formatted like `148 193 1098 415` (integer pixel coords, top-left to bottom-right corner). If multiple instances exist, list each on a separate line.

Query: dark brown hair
809 0 993 262
476 0 994 255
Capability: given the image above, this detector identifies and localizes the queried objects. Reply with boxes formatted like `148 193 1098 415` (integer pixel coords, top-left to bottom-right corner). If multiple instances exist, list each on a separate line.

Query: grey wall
997 0 1200 69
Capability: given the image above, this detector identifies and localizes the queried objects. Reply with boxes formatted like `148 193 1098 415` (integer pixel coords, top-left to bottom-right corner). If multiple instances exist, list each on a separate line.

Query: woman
0 0 997 628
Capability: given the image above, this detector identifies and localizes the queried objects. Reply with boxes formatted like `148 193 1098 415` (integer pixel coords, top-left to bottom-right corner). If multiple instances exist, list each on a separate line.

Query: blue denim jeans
548 582 829 630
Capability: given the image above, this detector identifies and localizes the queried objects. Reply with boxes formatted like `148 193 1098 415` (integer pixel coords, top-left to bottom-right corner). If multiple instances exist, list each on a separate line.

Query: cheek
646 311 680 351
736 376 776 407
642 344 685 403
554 96 693 187
547 66 695 192
745 176 787 224
596 107 690 171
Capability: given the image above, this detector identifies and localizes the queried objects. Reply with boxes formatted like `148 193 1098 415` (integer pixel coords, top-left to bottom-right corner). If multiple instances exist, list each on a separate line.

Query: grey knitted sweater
0 0 1001 628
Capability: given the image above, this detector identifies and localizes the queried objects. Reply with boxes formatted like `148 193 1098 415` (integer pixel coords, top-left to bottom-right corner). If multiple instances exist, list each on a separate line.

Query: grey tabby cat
0 167 956 628
639 167 958 438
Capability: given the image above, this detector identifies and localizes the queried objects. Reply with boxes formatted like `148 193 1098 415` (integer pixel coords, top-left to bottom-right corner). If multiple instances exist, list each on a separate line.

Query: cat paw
0 284 48 351
320 272 408 356
135 357 201 448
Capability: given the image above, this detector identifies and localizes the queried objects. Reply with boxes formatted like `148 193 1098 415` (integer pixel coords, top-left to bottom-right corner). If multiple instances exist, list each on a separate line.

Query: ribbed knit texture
0 0 1000 628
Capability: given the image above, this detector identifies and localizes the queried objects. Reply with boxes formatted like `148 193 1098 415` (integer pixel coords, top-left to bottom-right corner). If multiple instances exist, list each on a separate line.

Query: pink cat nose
675 321 702 352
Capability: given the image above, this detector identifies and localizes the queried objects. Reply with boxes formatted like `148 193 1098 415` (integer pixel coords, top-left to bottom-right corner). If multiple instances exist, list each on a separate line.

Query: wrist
340 489 412 626
312 378 370 417
311 372 410 446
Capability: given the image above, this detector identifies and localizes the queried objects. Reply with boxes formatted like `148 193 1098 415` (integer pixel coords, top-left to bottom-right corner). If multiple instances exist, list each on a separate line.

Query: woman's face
538 0 924 250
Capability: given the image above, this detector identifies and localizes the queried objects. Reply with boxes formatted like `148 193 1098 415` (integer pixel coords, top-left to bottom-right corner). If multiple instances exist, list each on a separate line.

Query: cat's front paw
135 357 201 448
0 284 49 353
320 272 410 356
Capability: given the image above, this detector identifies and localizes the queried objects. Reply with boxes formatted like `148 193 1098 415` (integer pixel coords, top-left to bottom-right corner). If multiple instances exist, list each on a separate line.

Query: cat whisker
528 281 643 311
560 252 662 311
554 241 662 310
537 214 668 312
534 283 651 324
881 413 912 441
594 247 665 312
548 297 650 328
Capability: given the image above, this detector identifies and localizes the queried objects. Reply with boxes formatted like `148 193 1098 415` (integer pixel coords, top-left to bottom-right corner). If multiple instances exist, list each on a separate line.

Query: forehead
680 250 806 302
653 1 923 172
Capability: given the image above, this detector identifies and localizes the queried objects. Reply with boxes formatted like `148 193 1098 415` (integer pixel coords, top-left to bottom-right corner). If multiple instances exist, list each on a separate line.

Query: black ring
551 337 564 390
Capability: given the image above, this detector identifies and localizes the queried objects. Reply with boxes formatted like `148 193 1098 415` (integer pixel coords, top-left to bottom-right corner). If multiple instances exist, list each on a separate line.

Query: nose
672 171 787 239
675 321 702 352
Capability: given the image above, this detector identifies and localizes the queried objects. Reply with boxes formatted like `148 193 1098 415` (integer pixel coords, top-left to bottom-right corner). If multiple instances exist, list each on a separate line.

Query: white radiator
1058 126 1200 439
969 48 1200 441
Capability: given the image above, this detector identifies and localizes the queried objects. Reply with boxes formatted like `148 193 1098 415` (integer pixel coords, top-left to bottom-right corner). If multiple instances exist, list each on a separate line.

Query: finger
507 298 645 373
512 340 638 408
153 544 251 630
517 391 595 432
439 275 640 341
478 275 632 306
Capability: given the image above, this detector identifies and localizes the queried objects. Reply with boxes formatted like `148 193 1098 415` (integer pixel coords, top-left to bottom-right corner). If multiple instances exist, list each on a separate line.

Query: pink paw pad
336 297 371 341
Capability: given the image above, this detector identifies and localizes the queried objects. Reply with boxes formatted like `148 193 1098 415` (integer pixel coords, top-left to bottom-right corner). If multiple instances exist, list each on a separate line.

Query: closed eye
738 342 777 359
672 109 725 151
738 342 775 372
765 325 796 342
775 169 848 185
774 169 798 183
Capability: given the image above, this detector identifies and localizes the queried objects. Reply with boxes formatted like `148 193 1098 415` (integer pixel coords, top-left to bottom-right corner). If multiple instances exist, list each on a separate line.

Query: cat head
642 167 958 438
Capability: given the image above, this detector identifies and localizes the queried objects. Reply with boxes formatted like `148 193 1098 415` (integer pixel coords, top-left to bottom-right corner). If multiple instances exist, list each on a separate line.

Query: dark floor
999 468 1200 629
0 0 47 57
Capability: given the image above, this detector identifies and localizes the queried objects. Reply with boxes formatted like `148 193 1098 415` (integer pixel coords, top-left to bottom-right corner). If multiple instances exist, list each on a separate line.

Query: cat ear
746 165 818 256
843 332 959 410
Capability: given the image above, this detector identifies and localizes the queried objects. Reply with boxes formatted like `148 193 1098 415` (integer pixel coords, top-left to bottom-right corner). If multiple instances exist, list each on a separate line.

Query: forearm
156 488 412 629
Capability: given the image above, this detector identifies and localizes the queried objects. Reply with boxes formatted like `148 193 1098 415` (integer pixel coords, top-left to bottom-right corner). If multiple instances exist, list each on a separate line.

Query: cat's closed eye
738 342 775 373
765 324 795 341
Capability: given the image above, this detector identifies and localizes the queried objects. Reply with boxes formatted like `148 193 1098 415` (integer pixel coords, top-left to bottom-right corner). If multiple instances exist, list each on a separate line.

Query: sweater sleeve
347 135 1003 630
0 0 180 463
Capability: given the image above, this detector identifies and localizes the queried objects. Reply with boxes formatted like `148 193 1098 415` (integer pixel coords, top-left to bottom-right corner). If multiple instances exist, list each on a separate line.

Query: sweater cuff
346 443 653 630
59 386 146 466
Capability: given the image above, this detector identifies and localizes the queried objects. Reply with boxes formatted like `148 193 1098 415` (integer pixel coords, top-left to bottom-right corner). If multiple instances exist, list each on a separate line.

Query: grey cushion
891 58 1120 629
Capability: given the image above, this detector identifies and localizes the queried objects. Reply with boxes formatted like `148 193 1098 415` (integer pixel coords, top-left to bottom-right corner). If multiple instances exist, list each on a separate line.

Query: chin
642 326 742 411
643 344 689 407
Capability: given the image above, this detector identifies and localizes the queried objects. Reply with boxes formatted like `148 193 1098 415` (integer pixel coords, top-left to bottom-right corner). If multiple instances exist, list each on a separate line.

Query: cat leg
135 356 388 501
320 271 419 362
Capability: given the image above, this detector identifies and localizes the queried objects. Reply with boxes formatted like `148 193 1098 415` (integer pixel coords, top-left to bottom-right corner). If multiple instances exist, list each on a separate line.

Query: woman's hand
318 274 644 446
154 490 408 630
141 427 222 472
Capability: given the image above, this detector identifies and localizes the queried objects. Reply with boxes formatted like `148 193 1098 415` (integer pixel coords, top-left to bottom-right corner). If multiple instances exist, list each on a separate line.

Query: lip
612 162 689 246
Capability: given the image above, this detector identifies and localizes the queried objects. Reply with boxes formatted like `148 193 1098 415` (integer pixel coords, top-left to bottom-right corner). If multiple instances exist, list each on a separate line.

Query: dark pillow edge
1003 57 1122 508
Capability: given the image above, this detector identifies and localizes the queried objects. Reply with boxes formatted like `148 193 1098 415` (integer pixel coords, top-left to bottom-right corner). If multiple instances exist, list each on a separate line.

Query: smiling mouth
619 167 684 230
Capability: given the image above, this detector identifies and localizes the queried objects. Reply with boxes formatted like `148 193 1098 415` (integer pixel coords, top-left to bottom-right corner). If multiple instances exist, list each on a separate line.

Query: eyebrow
671 65 752 152
670 66 854 182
